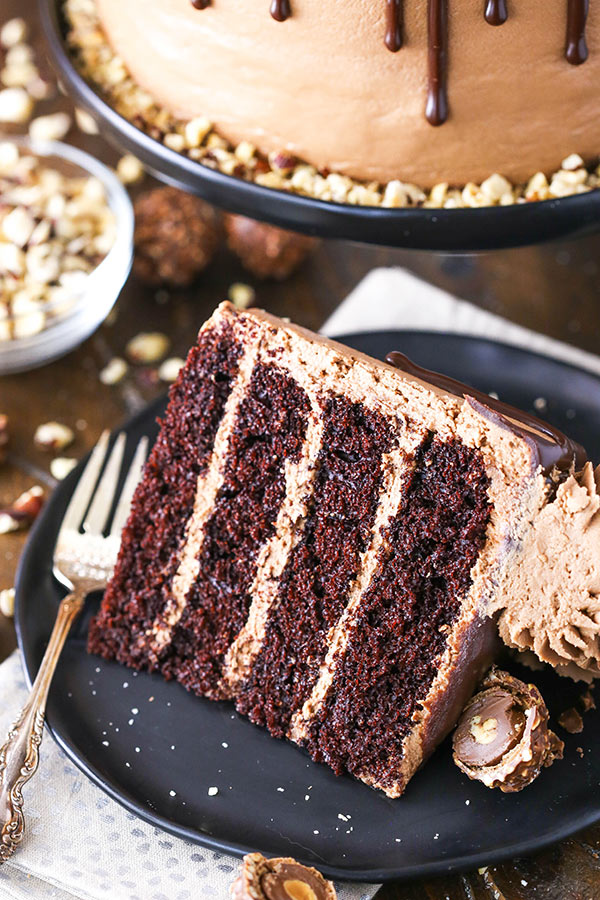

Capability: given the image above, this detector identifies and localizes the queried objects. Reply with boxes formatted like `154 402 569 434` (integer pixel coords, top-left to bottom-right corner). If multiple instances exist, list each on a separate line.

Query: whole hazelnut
133 186 221 287
224 214 317 280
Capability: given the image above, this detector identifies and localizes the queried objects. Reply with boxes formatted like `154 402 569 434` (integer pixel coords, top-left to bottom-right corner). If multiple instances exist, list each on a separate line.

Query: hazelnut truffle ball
453 667 564 792
224 214 317 280
231 852 336 900
133 186 221 287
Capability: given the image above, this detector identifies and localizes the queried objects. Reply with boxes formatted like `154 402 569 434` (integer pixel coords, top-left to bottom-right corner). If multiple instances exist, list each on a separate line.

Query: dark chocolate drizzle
189 0 590 128
385 0 403 52
386 350 586 476
426 0 449 126
566 0 589 64
484 0 508 26
270 0 291 22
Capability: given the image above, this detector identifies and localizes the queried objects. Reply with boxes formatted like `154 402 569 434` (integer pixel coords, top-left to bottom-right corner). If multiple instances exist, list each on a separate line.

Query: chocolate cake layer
88 318 243 665
302 436 491 794
162 363 310 698
235 395 394 736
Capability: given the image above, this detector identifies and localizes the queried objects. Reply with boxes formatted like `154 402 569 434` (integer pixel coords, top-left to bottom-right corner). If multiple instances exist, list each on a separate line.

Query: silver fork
0 430 148 864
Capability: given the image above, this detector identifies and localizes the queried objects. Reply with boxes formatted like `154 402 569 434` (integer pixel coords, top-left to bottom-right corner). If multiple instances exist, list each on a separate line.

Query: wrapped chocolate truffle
231 852 336 900
224 214 317 280
452 667 564 792
133 186 221 287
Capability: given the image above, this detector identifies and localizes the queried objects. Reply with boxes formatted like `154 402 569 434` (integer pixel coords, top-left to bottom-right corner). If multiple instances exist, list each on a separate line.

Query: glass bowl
0 137 133 375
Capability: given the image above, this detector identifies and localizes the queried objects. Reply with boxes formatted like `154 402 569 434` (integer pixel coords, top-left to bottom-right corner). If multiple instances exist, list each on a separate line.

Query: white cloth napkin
2 265 598 900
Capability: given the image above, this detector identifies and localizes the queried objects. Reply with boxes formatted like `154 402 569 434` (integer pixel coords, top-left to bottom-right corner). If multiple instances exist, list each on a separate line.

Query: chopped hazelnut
99 356 128 385
34 421 75 452
228 282 256 310
29 112 72 142
75 107 99 135
50 457 78 481
126 331 170 364
158 356 185 383
184 116 212 149
0 587 15 617
0 485 44 534
0 86 33 123
0 18 28 49
116 153 144 185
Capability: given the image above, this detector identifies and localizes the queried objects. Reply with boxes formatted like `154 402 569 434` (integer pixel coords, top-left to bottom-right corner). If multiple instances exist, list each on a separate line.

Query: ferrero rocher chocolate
231 853 336 900
452 668 564 792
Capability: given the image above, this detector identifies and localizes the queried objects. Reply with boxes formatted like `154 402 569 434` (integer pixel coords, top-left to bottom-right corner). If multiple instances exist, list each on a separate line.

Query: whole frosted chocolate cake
66 1 599 206
89 303 600 797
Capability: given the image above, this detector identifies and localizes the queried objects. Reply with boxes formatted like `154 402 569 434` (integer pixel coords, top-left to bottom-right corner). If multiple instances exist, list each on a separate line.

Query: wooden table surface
1 4 600 897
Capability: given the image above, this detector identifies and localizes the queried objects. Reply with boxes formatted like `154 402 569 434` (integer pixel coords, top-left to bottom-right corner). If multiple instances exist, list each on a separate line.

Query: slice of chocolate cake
89 302 600 797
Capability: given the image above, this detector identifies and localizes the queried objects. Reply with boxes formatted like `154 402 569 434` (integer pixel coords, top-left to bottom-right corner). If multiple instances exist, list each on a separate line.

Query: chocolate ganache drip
270 0 291 22
484 0 508 26
385 0 403 52
386 351 586 476
189 0 590 127
566 0 589 64
426 0 449 126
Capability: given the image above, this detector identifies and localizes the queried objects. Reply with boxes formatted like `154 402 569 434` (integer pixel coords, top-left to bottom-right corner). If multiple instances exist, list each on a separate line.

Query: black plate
15 331 600 883
40 0 600 252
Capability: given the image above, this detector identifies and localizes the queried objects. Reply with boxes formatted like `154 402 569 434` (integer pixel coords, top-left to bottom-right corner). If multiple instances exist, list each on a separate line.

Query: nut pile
0 142 116 340
64 0 600 210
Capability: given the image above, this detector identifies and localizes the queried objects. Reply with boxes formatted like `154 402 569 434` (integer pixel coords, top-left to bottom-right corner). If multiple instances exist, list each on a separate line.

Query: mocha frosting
95 0 600 187
493 463 600 680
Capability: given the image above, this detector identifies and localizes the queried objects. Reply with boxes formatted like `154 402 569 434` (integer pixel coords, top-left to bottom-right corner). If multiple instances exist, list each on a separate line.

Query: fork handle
0 589 85 864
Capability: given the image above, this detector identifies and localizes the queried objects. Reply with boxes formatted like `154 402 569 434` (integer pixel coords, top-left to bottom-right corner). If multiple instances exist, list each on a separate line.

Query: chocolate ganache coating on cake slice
231 853 336 900
386 351 586 476
453 668 564 791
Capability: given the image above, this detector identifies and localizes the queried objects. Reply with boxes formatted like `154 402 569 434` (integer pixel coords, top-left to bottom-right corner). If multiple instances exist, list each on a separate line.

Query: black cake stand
41 0 600 251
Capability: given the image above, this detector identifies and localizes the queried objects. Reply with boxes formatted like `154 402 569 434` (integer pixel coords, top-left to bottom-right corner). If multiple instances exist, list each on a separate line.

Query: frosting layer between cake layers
95 0 600 187
89 303 600 796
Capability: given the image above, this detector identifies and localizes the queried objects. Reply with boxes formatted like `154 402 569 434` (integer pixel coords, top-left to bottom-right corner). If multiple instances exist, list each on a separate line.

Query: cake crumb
576 746 584 758
533 397 547 412
558 707 584 733
207 786 219 796
580 688 595 712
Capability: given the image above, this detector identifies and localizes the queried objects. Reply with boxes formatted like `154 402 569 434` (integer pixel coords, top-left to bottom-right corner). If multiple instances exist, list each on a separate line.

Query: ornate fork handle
0 590 85 864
